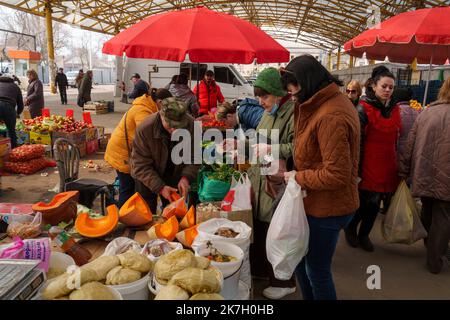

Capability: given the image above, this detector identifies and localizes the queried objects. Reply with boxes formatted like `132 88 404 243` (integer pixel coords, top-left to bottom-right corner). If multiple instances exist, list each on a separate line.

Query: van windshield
229 65 248 84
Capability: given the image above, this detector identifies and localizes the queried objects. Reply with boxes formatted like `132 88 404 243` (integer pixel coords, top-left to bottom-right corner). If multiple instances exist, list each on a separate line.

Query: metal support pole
337 47 341 71
349 55 354 69
423 55 433 106
327 51 332 71
45 1 56 94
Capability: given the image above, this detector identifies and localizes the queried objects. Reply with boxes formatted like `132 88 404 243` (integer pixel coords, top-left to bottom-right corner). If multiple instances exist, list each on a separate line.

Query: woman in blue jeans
280 55 360 300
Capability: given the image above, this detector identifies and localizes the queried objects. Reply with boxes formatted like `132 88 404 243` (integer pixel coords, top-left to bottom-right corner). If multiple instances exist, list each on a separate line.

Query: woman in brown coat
280 55 360 300
25 69 44 118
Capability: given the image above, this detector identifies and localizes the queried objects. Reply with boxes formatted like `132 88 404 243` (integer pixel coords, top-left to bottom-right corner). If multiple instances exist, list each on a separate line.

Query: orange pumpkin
176 224 199 247
75 204 119 238
162 197 187 219
179 206 195 230
119 192 152 227
32 191 79 226
169 192 181 202
147 215 179 241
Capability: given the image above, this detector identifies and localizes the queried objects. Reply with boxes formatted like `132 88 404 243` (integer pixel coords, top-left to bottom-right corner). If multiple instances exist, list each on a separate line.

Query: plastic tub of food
108 273 150 300
194 241 244 300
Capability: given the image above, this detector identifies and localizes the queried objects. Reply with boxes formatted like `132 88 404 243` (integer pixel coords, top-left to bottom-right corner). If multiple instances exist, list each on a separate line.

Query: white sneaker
262 286 296 299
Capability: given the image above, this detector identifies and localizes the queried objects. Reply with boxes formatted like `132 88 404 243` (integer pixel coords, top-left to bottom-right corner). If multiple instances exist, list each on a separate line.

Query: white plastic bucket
108 273 150 300
194 241 244 300
49 252 76 272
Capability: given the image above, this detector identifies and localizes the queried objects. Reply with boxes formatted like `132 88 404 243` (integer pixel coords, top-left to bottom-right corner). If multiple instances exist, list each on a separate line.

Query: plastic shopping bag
221 173 252 211
382 181 427 244
266 177 309 280
0 237 51 271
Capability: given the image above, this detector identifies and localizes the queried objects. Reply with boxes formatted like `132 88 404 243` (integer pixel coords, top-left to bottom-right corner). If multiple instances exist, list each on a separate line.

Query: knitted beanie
253 67 286 97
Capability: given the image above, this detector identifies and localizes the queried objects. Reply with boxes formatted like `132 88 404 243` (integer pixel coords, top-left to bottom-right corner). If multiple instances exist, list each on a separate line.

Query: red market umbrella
344 6 450 64
344 6 450 104
102 6 289 64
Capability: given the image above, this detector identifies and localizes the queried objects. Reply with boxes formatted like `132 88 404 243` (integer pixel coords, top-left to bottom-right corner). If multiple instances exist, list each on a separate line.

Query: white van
123 58 254 101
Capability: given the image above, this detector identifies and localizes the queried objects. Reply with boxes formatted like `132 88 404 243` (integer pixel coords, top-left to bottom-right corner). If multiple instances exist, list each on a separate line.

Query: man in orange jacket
193 70 225 116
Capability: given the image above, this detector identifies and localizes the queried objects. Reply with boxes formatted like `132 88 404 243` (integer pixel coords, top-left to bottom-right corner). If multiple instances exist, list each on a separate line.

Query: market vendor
0 73 24 148
130 97 199 214
246 67 296 300
193 70 225 116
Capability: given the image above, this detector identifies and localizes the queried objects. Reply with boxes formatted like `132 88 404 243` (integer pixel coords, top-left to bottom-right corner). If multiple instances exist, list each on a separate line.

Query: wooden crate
83 103 108 115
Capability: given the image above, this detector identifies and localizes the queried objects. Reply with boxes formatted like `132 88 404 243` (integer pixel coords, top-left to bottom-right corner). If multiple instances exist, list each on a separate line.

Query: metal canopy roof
0 0 449 50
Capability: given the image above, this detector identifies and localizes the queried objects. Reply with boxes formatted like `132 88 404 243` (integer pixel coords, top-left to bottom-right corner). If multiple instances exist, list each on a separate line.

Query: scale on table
0 259 46 300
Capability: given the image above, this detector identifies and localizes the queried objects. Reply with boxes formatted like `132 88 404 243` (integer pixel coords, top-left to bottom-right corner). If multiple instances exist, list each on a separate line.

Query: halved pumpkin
179 206 195 230
175 224 199 247
162 198 187 219
32 191 79 225
119 192 152 227
169 192 181 202
75 204 119 238
147 215 179 241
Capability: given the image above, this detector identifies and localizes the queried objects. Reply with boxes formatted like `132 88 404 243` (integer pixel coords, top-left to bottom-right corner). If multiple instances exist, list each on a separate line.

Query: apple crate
86 140 99 155
29 131 52 146
52 129 87 145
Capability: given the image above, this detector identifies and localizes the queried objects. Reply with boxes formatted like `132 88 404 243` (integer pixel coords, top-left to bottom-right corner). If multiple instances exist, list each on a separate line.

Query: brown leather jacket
130 113 200 194
294 83 360 217
399 101 450 201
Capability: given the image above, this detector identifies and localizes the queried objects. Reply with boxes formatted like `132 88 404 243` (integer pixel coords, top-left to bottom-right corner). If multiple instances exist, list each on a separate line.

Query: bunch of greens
207 163 240 183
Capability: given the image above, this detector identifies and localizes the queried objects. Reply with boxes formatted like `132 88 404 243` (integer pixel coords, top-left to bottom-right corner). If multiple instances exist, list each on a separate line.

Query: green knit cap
254 67 286 97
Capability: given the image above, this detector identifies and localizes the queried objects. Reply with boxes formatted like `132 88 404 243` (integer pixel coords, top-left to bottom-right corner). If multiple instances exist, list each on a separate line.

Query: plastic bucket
108 273 150 300
194 241 244 300
49 252 76 272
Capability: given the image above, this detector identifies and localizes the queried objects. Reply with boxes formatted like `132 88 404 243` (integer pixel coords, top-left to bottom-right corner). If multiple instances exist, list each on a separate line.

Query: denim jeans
295 213 354 300
116 171 135 208
0 101 17 148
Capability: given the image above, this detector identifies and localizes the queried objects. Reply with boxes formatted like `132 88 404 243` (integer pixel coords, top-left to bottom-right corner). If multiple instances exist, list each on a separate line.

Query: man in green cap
131 97 199 213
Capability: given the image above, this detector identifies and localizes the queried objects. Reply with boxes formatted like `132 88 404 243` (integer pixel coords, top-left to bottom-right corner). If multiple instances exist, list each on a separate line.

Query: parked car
66 70 79 88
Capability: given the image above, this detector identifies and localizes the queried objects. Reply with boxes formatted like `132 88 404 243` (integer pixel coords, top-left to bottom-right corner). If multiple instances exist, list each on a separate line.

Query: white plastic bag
221 173 252 211
102 237 142 256
266 177 309 280
192 218 252 287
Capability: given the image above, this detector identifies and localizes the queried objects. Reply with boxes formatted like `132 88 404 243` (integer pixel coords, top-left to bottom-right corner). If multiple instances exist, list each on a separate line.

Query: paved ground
2 86 449 300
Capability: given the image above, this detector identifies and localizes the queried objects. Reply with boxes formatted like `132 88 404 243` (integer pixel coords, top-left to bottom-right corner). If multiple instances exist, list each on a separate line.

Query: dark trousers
58 86 67 104
421 197 450 274
296 213 354 300
135 180 169 215
0 101 17 148
250 219 296 288
347 190 386 238
30 107 42 119
116 171 135 208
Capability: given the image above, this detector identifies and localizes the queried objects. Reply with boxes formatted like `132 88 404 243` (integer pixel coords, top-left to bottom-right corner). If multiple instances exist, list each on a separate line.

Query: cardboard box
86 139 99 154
196 201 253 231
96 126 105 139
52 129 87 145
29 131 51 145
0 137 11 169
86 127 98 141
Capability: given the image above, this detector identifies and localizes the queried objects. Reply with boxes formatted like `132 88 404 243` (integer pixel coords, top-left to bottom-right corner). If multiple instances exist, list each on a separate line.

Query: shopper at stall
105 89 170 208
130 97 199 214
193 70 225 115
346 80 362 107
55 68 69 105
75 69 84 89
280 54 360 300
168 73 199 117
344 66 401 252
215 98 265 130
25 69 44 118
0 73 24 148
245 67 296 300
119 73 150 100
77 70 93 108
392 87 420 157
399 77 450 274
